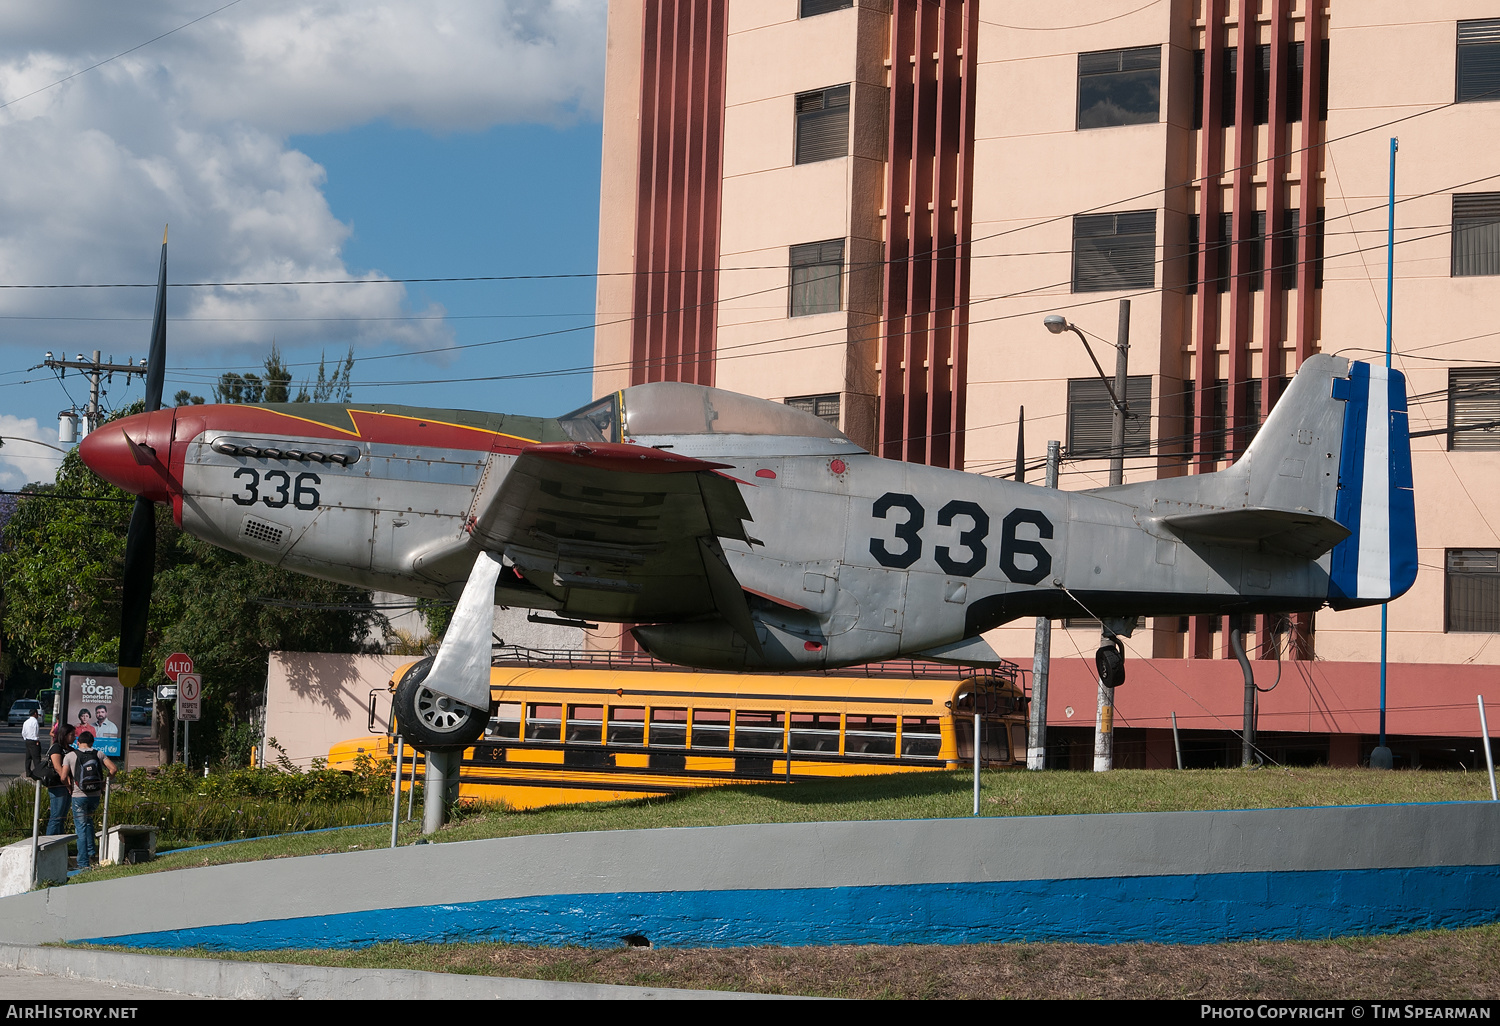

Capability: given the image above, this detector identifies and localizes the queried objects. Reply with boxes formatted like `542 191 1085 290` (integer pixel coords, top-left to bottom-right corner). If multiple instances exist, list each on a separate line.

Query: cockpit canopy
559 382 853 445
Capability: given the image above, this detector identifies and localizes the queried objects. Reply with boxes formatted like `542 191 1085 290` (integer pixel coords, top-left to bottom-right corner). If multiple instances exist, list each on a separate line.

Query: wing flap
1159 507 1351 559
466 441 757 627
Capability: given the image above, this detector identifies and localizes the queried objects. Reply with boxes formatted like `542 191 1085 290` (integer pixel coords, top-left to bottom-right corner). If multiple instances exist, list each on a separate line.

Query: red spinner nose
78 408 179 503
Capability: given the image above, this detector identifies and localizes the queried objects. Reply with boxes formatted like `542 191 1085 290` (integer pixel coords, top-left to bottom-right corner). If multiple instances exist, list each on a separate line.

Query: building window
1457 19 1500 103
795 85 850 164
1186 214 1200 295
786 393 841 427
1184 377 1283 457
1452 193 1500 276
1195 41 1326 130
1447 369 1500 451
800 0 852 16
1065 375 1152 459
1447 549 1500 632
1072 210 1156 292
1077 46 1161 129
789 239 845 316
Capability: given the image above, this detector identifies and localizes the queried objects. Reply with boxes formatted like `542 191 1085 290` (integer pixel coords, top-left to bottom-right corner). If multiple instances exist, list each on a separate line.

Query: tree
208 343 354 405
0 345 378 765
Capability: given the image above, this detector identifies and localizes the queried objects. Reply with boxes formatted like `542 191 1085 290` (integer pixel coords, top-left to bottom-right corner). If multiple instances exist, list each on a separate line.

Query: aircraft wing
466 441 760 640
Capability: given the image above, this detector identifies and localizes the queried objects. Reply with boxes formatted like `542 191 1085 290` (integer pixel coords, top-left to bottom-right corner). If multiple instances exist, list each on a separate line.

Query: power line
0 0 246 113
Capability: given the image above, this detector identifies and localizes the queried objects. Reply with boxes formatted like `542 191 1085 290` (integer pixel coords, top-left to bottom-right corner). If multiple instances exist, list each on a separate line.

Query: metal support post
1230 625 1257 766
100 777 111 863
1480 697 1497 801
1171 712 1183 769
406 747 416 821
1093 300 1130 773
422 748 461 835
1372 137 1399 772
390 735 403 848
1027 441 1060 770
29 778 42 889
972 712 981 816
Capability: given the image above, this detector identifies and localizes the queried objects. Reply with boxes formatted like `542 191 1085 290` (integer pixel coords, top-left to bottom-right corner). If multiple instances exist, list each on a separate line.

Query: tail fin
1236 355 1416 605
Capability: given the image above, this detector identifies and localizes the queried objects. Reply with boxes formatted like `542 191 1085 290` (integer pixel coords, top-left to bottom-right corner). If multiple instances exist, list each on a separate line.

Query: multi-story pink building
593 0 1500 769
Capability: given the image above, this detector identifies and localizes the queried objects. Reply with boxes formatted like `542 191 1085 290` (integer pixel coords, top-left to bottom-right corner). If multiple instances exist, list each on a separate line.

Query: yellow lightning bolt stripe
244 406 539 445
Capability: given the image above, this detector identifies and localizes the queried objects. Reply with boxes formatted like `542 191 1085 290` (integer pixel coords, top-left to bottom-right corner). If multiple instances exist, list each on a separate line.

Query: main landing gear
1095 617 1135 690
391 657 488 750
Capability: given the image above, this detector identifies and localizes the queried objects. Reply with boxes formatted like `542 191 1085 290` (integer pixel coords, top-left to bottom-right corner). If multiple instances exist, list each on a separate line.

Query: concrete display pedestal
0 836 71 897
101 825 157 866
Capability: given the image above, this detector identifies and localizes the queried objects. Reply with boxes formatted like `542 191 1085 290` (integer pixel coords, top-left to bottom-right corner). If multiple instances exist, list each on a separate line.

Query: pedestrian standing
21 707 41 780
61 730 114 871
43 723 76 835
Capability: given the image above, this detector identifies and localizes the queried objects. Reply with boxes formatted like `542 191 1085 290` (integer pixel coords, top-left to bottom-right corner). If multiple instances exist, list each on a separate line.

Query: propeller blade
120 230 167 686
119 496 156 688
143 226 167 413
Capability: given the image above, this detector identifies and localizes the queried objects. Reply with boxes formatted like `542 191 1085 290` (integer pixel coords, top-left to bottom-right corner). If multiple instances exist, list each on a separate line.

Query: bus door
954 683 1016 766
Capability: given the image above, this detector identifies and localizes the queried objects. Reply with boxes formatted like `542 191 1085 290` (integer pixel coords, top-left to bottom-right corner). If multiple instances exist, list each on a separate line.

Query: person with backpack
61 730 115 871
42 723 76 836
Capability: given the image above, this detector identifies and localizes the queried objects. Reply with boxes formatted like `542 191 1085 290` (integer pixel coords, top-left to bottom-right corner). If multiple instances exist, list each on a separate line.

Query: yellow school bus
329 649 1027 810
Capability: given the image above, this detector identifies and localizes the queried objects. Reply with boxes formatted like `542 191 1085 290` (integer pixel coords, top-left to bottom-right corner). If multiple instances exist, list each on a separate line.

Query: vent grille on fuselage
242 518 285 546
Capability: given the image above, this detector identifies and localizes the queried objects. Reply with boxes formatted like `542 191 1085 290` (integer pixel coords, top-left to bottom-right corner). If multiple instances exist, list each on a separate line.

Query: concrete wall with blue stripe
1 803 1496 950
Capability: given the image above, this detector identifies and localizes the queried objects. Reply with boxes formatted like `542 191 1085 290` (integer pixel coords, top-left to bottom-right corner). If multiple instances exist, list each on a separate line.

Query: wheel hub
415 685 472 733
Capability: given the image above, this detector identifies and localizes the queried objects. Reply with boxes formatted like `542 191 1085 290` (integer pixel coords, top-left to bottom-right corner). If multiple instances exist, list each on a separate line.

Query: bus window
733 710 784 751
649 708 687 747
608 706 645 745
567 705 603 743
901 717 942 759
985 723 1010 763
1011 723 1028 763
692 709 730 749
487 702 521 741
845 714 897 756
789 712 840 753
526 703 562 742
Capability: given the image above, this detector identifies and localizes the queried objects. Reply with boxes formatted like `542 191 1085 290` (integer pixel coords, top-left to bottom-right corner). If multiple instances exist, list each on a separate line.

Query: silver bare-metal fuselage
176 420 1333 671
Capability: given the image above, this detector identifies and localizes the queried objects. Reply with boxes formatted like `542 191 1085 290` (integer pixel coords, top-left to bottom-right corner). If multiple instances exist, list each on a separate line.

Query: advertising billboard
63 666 126 758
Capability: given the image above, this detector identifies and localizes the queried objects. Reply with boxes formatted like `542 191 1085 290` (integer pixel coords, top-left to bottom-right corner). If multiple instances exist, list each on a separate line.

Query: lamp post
1044 300 1132 772
1042 301 1131 486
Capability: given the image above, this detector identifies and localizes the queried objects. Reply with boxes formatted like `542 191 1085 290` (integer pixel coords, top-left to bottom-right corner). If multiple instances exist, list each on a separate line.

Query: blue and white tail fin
1326 361 1417 606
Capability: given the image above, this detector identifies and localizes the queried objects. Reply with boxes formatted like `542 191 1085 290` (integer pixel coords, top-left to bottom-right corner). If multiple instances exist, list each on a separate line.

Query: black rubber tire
1095 639 1126 689
391 657 487 751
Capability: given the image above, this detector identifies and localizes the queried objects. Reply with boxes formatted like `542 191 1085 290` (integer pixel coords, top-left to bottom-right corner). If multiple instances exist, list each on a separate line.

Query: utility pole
1094 299 1131 772
1027 440 1060 770
42 352 149 435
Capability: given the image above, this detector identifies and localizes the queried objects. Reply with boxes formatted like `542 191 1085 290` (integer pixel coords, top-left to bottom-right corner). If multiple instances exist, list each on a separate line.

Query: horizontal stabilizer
913 635 1005 668
1160 507 1350 560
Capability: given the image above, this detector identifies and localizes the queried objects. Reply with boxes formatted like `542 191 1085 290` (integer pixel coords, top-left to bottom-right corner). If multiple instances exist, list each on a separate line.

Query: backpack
75 750 105 796
38 745 64 788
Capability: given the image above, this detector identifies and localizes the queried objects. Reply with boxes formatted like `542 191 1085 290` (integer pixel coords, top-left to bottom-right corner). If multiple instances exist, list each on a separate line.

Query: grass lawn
91 925 1500 999
73 764 1496 885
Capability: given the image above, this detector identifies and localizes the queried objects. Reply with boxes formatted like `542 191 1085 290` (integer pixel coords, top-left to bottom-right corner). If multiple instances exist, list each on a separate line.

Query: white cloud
0 1 606 358
0 415 65 490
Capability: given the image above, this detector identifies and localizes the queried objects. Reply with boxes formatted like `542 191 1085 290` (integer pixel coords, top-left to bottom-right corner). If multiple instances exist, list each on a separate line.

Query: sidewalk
0 946 779 1000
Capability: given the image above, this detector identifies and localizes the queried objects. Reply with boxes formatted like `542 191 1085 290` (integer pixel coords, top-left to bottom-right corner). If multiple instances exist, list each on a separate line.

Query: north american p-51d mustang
81 239 1417 749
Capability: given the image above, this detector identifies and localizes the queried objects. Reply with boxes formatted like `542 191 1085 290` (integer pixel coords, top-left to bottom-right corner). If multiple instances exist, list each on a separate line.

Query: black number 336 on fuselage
869 491 1053 585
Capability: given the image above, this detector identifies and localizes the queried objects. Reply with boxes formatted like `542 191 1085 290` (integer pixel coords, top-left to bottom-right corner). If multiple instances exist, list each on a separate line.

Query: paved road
0 723 155 786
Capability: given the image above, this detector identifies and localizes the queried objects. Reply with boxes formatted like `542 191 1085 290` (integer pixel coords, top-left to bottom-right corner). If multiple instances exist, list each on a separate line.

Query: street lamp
1043 302 1131 488
1043 301 1134 775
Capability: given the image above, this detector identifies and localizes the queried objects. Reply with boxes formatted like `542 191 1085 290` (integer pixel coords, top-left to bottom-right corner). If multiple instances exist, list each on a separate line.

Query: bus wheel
392 658 486 751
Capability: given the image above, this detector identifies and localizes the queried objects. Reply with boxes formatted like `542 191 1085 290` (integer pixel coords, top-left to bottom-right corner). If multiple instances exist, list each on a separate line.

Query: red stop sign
164 653 195 682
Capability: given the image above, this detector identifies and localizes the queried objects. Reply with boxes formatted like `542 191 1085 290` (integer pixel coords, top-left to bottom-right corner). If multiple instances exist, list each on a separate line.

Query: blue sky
0 0 609 488
282 120 602 418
